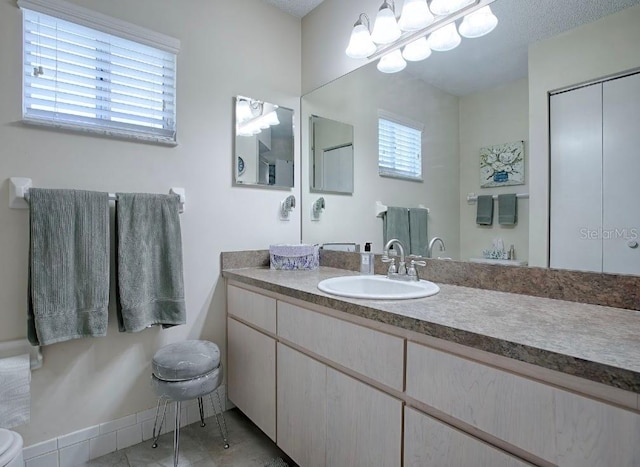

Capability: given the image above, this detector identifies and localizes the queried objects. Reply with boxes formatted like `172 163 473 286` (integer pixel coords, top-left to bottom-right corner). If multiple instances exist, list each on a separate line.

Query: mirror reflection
310 115 354 194
234 95 294 188
301 0 640 274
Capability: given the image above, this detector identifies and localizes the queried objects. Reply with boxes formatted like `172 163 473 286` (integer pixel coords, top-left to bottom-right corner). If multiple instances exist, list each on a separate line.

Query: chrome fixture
427 237 446 258
345 0 498 74
279 195 296 221
311 197 325 221
235 95 280 137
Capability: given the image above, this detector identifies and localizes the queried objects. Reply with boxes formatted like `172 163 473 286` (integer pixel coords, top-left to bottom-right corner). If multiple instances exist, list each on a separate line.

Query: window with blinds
378 114 423 181
22 8 177 145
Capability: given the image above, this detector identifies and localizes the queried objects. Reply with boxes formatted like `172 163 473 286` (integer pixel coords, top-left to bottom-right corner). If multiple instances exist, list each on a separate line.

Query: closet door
550 84 603 272
602 73 640 275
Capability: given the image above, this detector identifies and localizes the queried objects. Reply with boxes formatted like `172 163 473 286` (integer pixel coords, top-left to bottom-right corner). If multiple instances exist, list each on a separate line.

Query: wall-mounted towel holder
0 339 43 370
9 178 186 213
375 200 429 218
466 192 529 203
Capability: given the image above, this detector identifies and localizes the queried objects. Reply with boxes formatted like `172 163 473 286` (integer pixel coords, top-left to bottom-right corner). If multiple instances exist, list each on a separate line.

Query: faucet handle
381 253 397 274
407 259 426 280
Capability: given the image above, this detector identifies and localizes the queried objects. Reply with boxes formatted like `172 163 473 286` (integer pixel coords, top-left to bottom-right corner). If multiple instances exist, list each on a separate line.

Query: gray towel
383 207 410 254
116 193 185 332
498 194 518 225
28 189 110 346
408 208 429 256
476 195 494 225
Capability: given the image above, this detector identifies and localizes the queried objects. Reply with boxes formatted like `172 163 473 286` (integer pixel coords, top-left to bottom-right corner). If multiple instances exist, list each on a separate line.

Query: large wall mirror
234 95 295 188
301 0 640 274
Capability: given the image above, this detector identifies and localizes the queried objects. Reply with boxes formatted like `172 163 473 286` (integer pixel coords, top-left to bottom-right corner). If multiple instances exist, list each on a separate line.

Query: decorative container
269 244 319 270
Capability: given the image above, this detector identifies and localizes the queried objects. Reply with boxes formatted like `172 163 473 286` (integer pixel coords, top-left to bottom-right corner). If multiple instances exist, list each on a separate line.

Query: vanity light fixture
346 0 498 73
280 195 296 221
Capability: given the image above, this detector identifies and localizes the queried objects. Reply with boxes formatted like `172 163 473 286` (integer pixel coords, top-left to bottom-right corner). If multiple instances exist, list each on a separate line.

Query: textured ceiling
403 0 640 95
262 0 325 18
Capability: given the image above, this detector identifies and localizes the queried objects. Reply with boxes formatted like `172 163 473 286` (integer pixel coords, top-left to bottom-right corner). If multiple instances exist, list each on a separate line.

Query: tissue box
269 244 319 270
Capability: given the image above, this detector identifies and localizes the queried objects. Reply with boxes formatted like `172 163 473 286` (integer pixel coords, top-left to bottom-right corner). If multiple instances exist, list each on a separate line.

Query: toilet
0 430 23 467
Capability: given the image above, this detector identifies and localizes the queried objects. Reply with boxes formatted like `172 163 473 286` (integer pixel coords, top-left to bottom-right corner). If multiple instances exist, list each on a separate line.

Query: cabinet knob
628 240 639 249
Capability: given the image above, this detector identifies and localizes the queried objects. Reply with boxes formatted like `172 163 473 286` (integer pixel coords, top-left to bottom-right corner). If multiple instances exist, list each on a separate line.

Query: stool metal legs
150 388 230 465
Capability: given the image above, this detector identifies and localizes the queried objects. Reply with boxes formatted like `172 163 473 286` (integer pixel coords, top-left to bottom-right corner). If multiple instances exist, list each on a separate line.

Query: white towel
0 354 30 429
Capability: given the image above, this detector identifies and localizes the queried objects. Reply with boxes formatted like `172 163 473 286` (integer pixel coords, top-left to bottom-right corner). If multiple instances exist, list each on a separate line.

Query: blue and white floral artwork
480 140 525 188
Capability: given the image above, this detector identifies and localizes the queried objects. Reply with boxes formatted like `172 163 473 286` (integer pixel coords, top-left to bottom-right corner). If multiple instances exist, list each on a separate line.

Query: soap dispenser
360 242 374 275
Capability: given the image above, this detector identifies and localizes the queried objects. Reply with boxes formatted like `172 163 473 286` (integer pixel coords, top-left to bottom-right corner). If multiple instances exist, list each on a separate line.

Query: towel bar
0 339 42 370
375 200 429 218
9 177 186 213
466 192 529 203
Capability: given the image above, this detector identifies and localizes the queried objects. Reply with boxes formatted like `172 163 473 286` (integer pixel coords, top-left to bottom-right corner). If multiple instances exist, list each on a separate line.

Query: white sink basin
318 275 440 300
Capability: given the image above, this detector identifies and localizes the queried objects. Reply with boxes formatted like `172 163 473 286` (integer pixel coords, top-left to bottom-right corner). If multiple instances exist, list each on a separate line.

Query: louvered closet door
602 73 640 275
550 84 603 272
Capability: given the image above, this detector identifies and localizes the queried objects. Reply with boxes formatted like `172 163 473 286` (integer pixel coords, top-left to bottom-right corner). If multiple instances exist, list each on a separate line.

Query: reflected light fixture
371 0 401 44
429 0 474 16
236 97 280 137
377 49 406 73
402 37 431 61
398 0 434 31
427 23 461 51
459 5 498 38
345 0 499 74
345 14 376 58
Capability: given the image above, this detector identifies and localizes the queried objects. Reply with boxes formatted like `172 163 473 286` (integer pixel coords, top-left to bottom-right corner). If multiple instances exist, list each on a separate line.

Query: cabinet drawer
228 284 276 333
278 301 404 391
406 342 557 463
404 407 530 467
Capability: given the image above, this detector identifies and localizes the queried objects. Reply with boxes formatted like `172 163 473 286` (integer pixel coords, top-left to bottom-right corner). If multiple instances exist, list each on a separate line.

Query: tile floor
86 409 296 467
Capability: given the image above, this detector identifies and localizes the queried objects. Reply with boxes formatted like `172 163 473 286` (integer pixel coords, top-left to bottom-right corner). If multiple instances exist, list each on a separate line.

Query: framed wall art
480 140 525 188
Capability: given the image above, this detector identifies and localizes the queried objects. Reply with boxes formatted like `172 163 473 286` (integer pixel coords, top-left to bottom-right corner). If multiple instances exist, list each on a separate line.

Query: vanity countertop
222 266 640 394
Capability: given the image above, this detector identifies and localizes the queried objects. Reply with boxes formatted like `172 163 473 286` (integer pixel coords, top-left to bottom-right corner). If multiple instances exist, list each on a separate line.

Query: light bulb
398 0 434 32
236 99 251 122
377 50 407 73
429 0 474 16
459 6 498 38
345 21 376 58
371 2 401 45
402 37 432 61
265 111 280 126
427 23 461 51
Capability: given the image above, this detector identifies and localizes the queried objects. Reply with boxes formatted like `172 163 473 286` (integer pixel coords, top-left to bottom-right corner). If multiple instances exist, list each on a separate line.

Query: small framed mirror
234 95 294 188
310 115 354 194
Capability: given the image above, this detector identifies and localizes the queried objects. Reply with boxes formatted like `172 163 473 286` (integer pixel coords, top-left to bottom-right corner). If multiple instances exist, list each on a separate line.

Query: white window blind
22 8 177 145
378 113 423 181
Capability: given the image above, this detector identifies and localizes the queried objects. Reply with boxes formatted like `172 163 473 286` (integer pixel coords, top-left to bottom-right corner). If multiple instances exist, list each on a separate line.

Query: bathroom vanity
223 265 640 467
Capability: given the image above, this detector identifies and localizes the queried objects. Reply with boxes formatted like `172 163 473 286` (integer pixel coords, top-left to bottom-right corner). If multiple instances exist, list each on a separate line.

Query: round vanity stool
150 340 229 467
0 429 24 467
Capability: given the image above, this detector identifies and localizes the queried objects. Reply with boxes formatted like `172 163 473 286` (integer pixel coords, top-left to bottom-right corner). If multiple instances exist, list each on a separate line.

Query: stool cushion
152 340 220 382
151 366 223 402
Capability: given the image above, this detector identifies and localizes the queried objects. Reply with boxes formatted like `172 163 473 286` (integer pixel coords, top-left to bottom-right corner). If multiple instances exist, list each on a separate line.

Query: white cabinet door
326 367 402 467
227 318 276 441
550 84 603 272
227 284 276 334
276 343 327 467
404 407 530 467
602 73 640 275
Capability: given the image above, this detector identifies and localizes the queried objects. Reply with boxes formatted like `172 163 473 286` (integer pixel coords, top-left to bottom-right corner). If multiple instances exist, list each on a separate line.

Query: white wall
302 0 380 94
459 78 529 262
0 0 300 445
302 62 460 257
528 4 640 266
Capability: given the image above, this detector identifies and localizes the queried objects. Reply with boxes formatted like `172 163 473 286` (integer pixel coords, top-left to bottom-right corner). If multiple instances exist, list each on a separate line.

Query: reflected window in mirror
378 110 423 181
310 115 354 194
234 95 294 188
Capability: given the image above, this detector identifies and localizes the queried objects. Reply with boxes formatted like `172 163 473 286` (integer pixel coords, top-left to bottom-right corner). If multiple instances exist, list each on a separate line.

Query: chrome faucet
382 239 426 281
427 237 446 258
